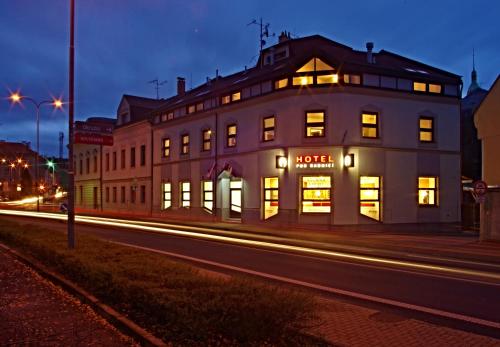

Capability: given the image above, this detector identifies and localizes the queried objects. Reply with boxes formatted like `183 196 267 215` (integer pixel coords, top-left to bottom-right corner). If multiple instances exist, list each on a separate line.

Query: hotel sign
295 155 334 169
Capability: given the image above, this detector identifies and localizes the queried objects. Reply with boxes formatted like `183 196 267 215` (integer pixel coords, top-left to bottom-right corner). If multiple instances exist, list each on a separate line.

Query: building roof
0 141 38 158
116 94 167 125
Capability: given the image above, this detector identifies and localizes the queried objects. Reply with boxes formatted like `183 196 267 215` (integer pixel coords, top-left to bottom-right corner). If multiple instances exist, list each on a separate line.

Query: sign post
472 180 488 204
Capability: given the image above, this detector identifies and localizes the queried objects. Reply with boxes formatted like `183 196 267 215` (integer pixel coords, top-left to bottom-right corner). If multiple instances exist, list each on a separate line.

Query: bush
0 218 325 346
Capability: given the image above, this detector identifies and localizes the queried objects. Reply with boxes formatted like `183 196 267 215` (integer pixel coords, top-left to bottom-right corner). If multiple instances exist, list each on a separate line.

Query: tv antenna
148 78 167 99
247 18 274 67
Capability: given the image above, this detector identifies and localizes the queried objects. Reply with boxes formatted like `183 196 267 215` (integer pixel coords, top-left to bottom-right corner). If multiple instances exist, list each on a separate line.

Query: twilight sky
1 0 499 156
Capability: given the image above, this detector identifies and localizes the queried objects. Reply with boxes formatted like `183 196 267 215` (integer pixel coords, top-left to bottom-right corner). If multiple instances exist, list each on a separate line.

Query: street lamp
47 160 55 186
9 92 64 212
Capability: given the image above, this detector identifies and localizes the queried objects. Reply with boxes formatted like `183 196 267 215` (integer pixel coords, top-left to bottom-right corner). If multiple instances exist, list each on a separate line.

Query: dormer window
296 58 334 73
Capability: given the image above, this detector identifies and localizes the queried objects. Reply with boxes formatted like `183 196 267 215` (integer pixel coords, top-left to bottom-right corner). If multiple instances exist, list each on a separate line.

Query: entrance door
229 180 242 219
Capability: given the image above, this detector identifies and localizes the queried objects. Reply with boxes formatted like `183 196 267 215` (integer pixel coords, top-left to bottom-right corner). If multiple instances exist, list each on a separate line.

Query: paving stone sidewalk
0 249 137 346
310 297 500 347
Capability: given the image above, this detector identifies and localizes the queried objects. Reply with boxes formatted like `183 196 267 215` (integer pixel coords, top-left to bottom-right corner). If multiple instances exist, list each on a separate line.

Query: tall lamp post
9 93 63 211
68 0 76 249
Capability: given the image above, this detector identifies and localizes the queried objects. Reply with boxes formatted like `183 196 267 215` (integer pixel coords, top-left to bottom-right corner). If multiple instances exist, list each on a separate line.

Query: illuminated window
293 76 313 86
167 112 174 120
162 138 170 157
227 124 237 147
202 180 213 212
343 74 361 84
202 129 211 151
418 177 437 206
188 105 196 114
196 103 204 112
263 177 279 219
180 181 191 207
360 176 381 221
361 112 379 138
413 82 426 92
301 176 331 213
230 180 242 216
163 182 171 209
429 84 442 94
296 58 334 72
181 134 189 154
263 116 275 141
275 78 288 89
305 111 325 137
231 92 241 102
317 74 339 84
221 95 230 104
419 117 434 142
161 113 168 122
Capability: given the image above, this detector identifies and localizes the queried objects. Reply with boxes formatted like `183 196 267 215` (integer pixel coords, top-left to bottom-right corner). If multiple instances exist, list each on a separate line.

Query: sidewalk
76 208 500 267
0 249 137 346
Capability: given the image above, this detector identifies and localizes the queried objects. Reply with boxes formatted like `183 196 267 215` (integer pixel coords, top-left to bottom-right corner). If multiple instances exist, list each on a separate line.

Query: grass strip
0 218 328 346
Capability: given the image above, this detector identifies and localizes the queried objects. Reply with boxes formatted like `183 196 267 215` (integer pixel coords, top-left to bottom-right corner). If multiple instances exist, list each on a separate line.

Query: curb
0 242 167 347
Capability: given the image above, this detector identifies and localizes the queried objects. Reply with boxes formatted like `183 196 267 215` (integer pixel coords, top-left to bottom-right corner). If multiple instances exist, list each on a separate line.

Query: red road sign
473 180 488 196
75 133 113 146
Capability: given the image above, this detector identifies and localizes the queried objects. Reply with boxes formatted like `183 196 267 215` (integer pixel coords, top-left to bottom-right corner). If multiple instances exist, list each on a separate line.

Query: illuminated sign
295 155 334 169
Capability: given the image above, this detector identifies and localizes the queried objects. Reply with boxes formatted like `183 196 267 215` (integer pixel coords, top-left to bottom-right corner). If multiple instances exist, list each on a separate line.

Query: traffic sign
75 121 113 134
473 180 488 196
75 133 113 146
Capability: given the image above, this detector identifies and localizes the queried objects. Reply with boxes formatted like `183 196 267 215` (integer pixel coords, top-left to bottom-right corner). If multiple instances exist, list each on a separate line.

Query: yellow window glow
275 78 288 89
360 176 381 221
296 58 315 72
221 95 230 104
231 92 241 101
293 76 313 86
418 177 437 206
413 82 426 92
307 112 324 123
362 113 377 124
429 84 442 93
317 74 339 84
263 177 279 219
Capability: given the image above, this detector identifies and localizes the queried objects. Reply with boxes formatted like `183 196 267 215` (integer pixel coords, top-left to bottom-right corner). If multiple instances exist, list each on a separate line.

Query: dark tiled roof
0 141 37 157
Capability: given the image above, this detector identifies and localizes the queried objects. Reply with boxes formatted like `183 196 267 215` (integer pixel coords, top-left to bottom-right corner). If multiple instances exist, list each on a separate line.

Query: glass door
229 180 242 218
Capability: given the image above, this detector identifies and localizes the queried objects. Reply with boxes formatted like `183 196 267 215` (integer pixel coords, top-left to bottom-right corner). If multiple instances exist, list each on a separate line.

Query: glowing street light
8 91 65 212
47 160 56 186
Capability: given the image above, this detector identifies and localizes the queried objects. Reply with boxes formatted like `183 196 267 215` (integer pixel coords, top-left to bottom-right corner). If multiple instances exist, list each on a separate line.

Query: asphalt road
3 214 500 338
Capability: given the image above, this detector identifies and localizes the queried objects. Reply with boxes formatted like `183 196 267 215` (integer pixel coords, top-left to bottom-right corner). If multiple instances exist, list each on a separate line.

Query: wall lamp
276 155 288 169
343 153 355 168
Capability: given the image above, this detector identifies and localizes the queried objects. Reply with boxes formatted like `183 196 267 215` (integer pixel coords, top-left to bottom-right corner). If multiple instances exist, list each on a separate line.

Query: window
121 186 125 203
196 103 204 112
79 159 83 175
140 145 146 166
227 124 237 147
429 84 442 94
263 177 279 219
130 186 136 203
413 82 426 92
221 95 230 104
188 105 196 114
140 185 146 203
418 177 438 206
105 187 109 203
231 92 241 102
130 147 136 167
263 116 275 141
112 187 117 203
343 74 361 84
301 176 331 213
317 74 338 84
305 111 325 137
163 182 172 209
360 176 381 221
86 157 90 174
105 153 110 171
202 130 211 151
202 180 213 212
296 57 334 73
162 138 170 157
93 156 98 172
180 181 190 207
419 117 434 142
167 112 174 120
112 152 117 170
121 149 125 169
293 76 313 86
274 78 288 89
361 112 379 138
181 134 189 154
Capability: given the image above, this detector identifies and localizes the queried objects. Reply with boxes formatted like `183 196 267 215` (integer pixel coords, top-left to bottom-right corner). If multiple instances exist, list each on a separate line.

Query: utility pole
148 79 167 99
67 0 75 249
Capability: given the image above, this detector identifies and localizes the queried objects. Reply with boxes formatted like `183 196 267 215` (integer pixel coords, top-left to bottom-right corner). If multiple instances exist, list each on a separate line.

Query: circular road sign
473 180 488 196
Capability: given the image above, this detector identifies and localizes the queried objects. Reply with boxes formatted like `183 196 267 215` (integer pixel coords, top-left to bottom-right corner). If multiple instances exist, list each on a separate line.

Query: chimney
278 31 290 43
366 42 374 63
177 77 186 96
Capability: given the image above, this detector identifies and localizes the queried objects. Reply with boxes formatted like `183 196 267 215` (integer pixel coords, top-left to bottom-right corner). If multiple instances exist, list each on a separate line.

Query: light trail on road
1 208 500 283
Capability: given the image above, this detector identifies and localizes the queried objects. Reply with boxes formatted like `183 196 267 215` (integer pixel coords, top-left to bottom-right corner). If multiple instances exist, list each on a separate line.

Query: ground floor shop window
163 182 171 209
230 180 242 218
360 176 381 221
202 180 213 212
263 177 279 219
301 176 331 213
418 176 437 206
181 181 191 207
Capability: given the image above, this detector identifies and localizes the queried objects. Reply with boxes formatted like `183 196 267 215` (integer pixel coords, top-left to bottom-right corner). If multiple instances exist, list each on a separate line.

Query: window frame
162 138 171 158
130 186 136 204
140 185 146 204
418 176 438 207
140 145 146 166
105 153 110 171
105 187 110 203
130 147 136 167
202 129 211 152
361 111 379 139
112 152 117 170
181 134 190 155
162 182 172 210
262 116 275 142
359 176 382 221
226 124 237 147
419 116 434 143
121 149 126 169
120 186 126 203
263 177 279 220
201 180 214 213
300 175 332 214
305 110 326 138
180 181 191 208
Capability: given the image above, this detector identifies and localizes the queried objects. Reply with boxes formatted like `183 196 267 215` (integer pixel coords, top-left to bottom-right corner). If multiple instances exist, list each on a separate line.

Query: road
1 210 499 338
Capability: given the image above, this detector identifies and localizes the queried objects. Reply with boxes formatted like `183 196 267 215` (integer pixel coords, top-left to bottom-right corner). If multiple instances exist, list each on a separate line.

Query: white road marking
111 241 500 330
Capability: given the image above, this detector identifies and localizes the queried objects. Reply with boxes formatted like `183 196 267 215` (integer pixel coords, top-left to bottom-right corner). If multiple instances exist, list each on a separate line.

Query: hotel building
77 33 463 226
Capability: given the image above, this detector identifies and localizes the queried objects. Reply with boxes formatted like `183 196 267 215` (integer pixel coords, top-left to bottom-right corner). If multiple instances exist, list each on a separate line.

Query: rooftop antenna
59 132 64 159
148 78 167 99
248 18 275 67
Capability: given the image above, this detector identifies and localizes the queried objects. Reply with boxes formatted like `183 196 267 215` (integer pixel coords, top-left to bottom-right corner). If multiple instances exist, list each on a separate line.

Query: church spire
467 48 480 95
